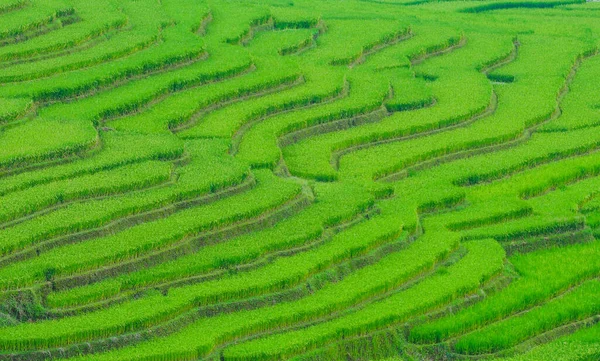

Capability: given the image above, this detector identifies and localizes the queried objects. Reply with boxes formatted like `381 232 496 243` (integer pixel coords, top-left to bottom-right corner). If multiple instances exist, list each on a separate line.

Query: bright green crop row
350 87 598 234
0 139 248 257
221 239 504 361
0 0 126 61
0 199 404 351
378 112 600 350
0 4 205 101
0 132 182 196
460 171 600 241
0 159 172 226
111 58 301 134
455 279 600 354
450 134 600 188
416 136 600 245
382 114 600 243
308 19 408 66
180 65 346 140
409 240 600 343
0 0 25 14
39 45 251 122
499 321 600 361
334 34 581 182
0 8 164 83
315 25 591 185
284 30 510 181
58 210 456 361
34 0 314 125
465 150 600 209
235 26 468 171
29 0 325 122
206 2 270 45
385 73 433 112
460 0 585 13
363 25 461 71
0 168 301 290
460 214 584 241
391 111 600 204
539 53 600 132
0 97 31 123
269 6 320 30
0 1 599 360
0 0 71 41
47 181 375 308
235 68 390 173
0 118 97 169
272 28 319 56
285 70 488 180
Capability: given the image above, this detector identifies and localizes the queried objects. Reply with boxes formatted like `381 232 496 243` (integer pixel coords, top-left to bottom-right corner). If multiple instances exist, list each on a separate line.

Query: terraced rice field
0 0 600 360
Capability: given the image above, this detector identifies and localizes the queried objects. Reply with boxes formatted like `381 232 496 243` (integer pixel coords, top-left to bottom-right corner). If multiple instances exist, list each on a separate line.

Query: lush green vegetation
0 0 599 360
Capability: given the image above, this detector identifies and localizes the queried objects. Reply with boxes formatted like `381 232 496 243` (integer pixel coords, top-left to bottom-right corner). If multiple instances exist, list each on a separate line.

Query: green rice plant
275 29 320 56
0 132 183 195
460 215 585 241
270 6 320 30
0 0 26 14
0 97 31 123
0 1 204 83
449 130 600 188
0 139 247 256
460 0 585 13
38 45 252 123
454 279 600 354
497 321 600 361
235 27 469 171
178 65 346 140
538 54 600 132
389 107 600 203
0 0 72 41
86 200 398 311
0 160 172 225
365 24 462 71
409 240 600 343
0 200 403 351
31 1 287 124
335 35 582 182
205 2 270 45
2 1 600 359
0 118 98 169
245 23 319 56
285 71 488 180
46 181 375 307
408 165 600 342
110 59 301 134
239 68 390 176
213 66 346 164
283 31 512 181
469 148 600 205
308 19 408 66
0 21 160 83
0 169 301 290
460 171 600 241
0 1 126 61
55 210 455 361
155 0 211 33
221 239 504 361
581 191 600 214
385 74 433 112
0 9 205 101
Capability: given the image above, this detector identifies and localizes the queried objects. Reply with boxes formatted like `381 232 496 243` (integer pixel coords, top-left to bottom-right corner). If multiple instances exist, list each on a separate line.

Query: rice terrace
2 0 600 360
